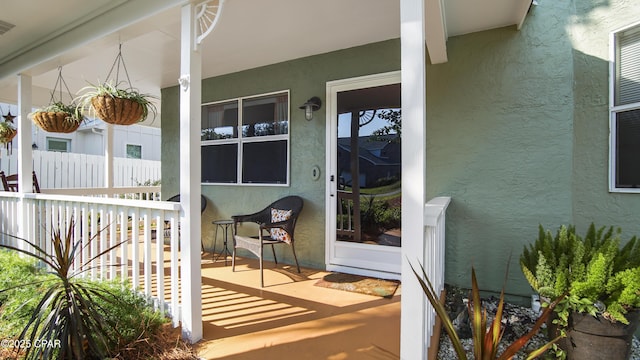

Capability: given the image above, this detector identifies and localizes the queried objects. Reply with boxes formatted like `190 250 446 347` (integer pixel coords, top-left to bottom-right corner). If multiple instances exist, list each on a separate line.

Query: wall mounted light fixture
299 96 322 121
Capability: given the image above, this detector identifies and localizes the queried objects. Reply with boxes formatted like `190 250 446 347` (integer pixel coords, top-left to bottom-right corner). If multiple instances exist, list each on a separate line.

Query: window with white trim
201 91 290 185
611 22 640 191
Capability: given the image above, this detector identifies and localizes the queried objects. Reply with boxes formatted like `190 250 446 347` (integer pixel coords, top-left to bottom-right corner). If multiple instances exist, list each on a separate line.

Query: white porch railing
0 190 184 327
422 196 451 353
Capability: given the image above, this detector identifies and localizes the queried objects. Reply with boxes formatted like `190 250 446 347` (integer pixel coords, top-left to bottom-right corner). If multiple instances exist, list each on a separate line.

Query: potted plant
30 101 85 133
76 81 157 126
0 121 16 145
520 224 640 359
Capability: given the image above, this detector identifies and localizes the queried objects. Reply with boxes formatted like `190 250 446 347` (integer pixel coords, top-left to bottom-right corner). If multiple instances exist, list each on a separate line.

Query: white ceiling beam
425 0 448 64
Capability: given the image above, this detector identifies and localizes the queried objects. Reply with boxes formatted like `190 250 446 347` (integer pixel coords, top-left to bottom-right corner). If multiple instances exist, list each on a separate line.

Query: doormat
314 272 400 298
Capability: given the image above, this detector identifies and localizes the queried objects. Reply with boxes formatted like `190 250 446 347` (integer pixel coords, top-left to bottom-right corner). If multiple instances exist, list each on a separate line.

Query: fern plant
520 223 640 325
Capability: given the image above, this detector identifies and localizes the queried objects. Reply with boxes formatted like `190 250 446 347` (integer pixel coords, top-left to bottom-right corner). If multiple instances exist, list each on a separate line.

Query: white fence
422 196 451 354
0 150 161 189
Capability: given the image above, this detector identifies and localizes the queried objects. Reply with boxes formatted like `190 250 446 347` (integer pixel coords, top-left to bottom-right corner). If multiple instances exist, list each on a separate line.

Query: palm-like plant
410 261 564 359
0 219 125 360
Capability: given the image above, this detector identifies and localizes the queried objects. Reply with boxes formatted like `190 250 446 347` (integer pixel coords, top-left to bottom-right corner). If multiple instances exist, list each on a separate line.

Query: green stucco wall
427 0 640 298
426 1 575 296
160 0 639 299
570 1 640 233
161 39 400 269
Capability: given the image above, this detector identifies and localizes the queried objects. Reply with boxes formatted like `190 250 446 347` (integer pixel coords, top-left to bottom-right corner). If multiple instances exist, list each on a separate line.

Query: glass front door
326 72 402 278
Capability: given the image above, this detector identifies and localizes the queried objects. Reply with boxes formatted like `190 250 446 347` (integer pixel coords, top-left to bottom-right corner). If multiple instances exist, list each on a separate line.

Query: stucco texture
161 40 400 269
426 2 575 295
570 1 640 232
160 0 640 299
428 0 640 297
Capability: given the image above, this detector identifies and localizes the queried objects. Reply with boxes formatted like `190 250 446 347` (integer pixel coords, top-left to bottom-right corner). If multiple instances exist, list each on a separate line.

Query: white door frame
325 71 402 280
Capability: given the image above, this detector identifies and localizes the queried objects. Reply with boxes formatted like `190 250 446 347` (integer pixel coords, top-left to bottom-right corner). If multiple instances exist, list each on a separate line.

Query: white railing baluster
119 209 127 281
169 210 180 326
109 206 117 280
155 212 165 314
81 203 89 277
143 212 152 298
131 208 140 290
90 207 98 279
99 208 107 279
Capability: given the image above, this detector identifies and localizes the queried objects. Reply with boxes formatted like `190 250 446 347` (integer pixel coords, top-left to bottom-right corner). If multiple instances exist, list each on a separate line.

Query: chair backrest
166 194 207 213
0 171 41 193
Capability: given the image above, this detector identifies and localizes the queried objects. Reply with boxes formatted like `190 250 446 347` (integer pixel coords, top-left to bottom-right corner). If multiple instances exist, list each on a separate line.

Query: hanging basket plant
0 121 16 144
31 102 83 133
78 82 156 126
0 108 17 155
30 67 85 133
76 45 157 126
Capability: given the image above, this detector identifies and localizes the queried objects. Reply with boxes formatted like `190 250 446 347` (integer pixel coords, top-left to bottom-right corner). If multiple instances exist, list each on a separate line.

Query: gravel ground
436 286 640 359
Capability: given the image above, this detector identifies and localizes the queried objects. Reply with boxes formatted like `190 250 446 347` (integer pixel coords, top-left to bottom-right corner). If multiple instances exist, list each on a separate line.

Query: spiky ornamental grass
0 219 126 360
410 260 563 360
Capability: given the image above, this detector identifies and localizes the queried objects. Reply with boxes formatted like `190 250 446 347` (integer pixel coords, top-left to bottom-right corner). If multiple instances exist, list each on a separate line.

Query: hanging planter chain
105 44 135 91
78 43 157 126
31 66 83 134
50 66 75 104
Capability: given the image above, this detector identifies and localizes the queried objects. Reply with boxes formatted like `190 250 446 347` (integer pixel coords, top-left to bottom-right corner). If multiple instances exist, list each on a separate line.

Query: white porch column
179 2 203 342
400 0 428 359
104 124 114 188
17 74 33 243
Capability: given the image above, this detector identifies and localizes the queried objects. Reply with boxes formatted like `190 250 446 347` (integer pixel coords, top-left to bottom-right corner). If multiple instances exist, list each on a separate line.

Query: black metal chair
165 194 207 251
232 195 303 287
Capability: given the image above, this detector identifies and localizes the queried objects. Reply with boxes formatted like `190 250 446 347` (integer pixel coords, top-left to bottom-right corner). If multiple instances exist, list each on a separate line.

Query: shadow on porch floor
195 254 401 360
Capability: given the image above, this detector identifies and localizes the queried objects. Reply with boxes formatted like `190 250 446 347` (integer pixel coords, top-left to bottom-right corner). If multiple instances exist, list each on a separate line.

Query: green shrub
0 251 168 359
0 220 169 359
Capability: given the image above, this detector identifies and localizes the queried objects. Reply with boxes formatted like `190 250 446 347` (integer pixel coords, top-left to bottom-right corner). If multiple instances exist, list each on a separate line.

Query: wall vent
0 20 16 35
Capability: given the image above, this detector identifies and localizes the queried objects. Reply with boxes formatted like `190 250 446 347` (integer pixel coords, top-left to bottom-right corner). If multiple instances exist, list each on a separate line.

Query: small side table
212 219 234 265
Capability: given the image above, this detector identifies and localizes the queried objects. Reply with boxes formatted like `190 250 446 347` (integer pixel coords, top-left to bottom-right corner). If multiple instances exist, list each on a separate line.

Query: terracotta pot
90 96 144 126
554 310 640 360
32 112 80 133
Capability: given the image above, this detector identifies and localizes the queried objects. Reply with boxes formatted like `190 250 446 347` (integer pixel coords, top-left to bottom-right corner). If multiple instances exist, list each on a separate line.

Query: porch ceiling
0 0 531 126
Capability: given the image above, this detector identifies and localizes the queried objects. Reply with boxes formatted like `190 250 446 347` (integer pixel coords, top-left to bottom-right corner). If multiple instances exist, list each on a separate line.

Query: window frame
46 137 71 152
125 143 143 159
609 21 640 193
201 90 291 186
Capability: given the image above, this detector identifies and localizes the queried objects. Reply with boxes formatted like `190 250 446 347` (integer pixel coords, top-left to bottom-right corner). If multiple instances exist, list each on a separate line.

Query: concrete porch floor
194 253 401 360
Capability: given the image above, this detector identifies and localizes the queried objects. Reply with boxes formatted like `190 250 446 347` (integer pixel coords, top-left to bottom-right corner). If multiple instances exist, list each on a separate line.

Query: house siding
426 2 575 296
427 0 640 297
571 1 640 233
161 39 400 269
